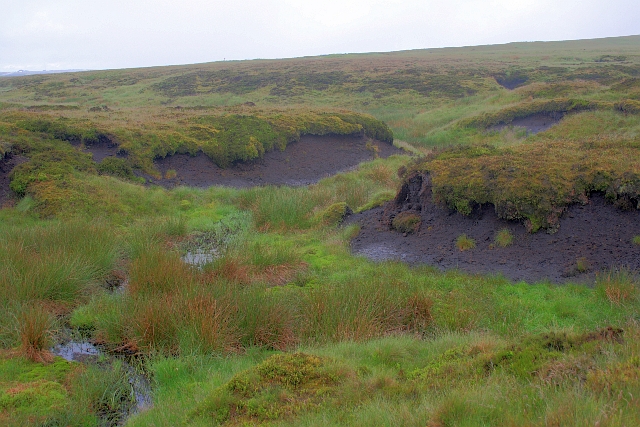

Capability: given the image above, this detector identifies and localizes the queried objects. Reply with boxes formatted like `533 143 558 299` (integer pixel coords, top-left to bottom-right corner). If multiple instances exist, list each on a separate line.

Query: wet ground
347 178 640 284
489 112 565 134
52 337 153 421
147 134 404 188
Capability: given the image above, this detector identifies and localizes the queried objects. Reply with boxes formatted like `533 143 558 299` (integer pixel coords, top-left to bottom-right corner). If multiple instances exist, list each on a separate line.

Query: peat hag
349 174 640 284
147 134 404 188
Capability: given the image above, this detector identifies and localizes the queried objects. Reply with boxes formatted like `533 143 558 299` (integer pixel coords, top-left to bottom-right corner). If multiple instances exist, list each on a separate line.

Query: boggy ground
148 134 403 188
489 112 565 134
0 154 27 207
348 174 640 284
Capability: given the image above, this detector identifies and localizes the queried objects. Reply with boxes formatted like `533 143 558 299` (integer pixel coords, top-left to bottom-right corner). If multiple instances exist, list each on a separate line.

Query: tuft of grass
575 257 591 273
632 235 640 246
391 211 421 234
320 202 350 226
596 267 639 306
70 360 135 426
493 228 514 247
15 305 54 363
456 234 476 251
191 353 352 425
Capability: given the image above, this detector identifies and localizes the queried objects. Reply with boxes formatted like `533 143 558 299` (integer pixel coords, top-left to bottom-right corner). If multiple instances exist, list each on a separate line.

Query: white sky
1 0 639 72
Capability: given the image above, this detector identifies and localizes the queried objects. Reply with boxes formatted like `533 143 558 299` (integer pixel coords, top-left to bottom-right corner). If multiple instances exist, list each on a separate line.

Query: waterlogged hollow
51 340 153 419
182 249 218 267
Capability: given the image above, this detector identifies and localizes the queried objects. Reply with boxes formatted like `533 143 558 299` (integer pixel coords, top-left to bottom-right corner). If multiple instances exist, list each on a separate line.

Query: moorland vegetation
0 35 639 426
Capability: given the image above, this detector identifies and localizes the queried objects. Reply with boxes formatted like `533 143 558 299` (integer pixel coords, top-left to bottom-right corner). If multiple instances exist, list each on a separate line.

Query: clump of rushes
494 228 514 247
16 305 54 363
456 234 476 251
632 235 640 245
596 267 639 306
392 211 421 234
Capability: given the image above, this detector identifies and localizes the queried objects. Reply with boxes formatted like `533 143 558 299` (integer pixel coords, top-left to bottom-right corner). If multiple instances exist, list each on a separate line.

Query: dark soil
148 134 404 188
347 173 640 284
0 153 28 207
495 76 528 90
489 112 565 134
79 135 125 162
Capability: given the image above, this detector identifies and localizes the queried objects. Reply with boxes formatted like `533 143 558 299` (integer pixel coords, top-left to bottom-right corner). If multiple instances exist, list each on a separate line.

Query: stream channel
51 334 153 425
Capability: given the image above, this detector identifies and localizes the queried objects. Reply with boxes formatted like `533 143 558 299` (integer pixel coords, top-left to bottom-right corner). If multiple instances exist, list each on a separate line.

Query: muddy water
182 249 218 267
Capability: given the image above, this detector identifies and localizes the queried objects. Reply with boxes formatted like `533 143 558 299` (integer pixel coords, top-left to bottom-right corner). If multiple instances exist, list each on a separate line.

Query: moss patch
192 353 354 425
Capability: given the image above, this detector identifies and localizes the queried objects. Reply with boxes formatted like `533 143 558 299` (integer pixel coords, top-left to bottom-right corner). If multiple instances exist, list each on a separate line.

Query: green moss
320 202 350 226
192 353 351 424
408 136 640 232
96 157 139 182
356 190 396 212
488 329 624 379
0 380 68 415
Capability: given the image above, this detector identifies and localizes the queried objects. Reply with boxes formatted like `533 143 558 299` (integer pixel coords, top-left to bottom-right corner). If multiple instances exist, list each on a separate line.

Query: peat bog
349 193 640 284
148 134 404 188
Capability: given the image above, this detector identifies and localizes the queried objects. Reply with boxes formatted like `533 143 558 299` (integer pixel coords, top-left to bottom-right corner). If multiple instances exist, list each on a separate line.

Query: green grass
1 35 640 425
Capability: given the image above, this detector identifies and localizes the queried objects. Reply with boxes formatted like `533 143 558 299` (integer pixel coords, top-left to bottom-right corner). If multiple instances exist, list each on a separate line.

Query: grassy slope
0 36 639 425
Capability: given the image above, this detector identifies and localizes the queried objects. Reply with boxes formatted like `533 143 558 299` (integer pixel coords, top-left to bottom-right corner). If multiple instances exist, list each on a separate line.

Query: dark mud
495 76 528 90
77 135 126 162
347 174 640 284
148 134 404 188
0 153 28 207
489 112 565 135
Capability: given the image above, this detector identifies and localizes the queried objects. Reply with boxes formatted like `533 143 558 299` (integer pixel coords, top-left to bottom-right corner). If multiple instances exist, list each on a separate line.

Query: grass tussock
391 211 421 234
596 268 639 306
493 228 514 247
455 234 476 251
15 306 54 363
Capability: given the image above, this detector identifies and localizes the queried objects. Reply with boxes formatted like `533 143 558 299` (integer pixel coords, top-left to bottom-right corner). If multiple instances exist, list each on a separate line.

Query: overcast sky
1 0 639 72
